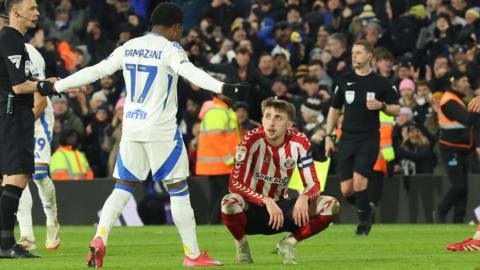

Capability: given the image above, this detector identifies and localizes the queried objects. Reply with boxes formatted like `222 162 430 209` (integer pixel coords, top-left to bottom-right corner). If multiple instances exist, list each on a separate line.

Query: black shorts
337 132 379 181
0 105 35 175
245 199 301 235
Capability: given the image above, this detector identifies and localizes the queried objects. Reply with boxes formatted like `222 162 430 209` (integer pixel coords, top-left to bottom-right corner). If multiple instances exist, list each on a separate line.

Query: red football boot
447 237 480 252
86 237 106 268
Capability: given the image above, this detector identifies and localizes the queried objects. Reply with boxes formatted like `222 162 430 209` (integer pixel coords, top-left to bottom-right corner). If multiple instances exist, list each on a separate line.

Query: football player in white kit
15 43 60 251
53 2 249 268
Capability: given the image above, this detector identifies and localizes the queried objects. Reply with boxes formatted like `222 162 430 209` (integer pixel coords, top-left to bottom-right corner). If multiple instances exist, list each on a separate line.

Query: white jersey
25 44 54 163
118 33 185 142
55 32 224 142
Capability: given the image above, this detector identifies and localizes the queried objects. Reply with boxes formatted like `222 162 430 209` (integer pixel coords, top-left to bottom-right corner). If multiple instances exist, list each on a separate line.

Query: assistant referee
0 0 59 259
324 40 399 236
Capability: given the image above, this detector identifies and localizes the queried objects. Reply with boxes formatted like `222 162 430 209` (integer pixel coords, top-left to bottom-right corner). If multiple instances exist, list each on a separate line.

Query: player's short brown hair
4 0 24 13
353 40 374 54
261 97 296 121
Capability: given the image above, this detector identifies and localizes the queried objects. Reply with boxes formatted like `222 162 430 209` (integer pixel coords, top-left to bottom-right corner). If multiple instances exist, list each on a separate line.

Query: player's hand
468 95 480 112
325 136 335 157
222 82 250 101
37 80 60 97
293 194 310 227
263 197 284 230
366 99 384 110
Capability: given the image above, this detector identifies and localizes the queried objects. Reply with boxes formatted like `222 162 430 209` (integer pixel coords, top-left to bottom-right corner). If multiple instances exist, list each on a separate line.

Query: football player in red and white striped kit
221 97 340 264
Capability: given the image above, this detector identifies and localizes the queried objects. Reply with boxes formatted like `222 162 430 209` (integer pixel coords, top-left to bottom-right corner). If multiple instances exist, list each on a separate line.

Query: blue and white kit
55 33 225 182
26 44 54 165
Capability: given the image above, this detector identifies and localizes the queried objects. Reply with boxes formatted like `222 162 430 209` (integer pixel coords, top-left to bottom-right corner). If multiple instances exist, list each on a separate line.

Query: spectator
399 78 417 110
233 101 260 137
102 97 125 176
374 47 395 83
258 52 276 79
324 32 350 80
38 5 90 46
50 129 94 181
308 59 333 90
83 20 115 64
85 103 111 178
52 95 85 149
395 122 435 175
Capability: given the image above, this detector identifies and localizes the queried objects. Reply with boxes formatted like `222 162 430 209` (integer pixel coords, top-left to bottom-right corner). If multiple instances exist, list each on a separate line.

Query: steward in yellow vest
50 129 94 180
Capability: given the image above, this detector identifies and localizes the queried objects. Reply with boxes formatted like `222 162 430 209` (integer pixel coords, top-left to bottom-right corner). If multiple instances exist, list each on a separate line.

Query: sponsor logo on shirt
124 49 162 60
125 109 148 120
255 172 289 185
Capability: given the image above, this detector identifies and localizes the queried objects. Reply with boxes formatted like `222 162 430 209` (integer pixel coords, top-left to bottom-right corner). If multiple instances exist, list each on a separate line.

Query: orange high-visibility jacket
50 146 94 180
196 97 241 175
438 91 473 149
373 112 395 175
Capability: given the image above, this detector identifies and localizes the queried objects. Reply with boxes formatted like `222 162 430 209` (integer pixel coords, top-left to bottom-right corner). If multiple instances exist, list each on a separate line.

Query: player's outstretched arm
167 43 250 100
54 47 123 93
176 61 250 100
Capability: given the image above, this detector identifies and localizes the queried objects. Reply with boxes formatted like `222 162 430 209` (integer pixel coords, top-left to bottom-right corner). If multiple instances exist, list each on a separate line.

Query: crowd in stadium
16 0 480 179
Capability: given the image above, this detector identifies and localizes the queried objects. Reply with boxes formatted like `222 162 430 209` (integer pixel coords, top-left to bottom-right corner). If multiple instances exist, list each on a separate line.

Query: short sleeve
331 83 344 109
3 40 28 86
165 42 190 74
383 82 399 105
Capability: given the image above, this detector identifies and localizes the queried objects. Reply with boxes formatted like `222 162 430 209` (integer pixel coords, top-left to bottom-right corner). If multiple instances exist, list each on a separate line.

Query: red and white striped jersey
229 127 321 206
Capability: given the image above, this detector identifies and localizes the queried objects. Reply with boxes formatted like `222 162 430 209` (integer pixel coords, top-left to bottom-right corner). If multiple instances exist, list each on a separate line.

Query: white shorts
113 134 189 183
34 113 53 165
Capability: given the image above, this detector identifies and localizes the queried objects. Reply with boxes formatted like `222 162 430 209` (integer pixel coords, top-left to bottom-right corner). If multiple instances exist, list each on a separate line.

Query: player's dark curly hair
150 2 183 27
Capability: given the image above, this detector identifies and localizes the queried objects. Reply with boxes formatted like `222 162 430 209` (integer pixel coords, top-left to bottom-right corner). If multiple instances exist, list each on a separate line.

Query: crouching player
221 97 340 264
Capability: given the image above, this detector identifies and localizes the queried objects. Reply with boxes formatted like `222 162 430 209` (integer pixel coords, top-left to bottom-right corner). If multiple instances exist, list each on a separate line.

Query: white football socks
34 176 58 226
17 184 35 241
95 186 132 246
169 188 201 259
474 224 480 240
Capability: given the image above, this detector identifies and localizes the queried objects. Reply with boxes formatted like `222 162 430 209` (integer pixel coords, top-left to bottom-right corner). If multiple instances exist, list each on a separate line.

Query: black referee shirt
0 26 33 106
331 71 399 136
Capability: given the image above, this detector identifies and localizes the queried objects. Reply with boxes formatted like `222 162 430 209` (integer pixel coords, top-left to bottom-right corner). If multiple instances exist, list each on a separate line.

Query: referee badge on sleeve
345 90 355 104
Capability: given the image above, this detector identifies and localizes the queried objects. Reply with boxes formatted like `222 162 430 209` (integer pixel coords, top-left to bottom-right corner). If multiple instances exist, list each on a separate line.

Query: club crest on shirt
235 146 247 162
264 155 271 163
284 158 296 169
345 90 355 104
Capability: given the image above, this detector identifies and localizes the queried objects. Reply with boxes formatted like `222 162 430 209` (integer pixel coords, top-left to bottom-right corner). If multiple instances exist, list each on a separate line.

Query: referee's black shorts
337 131 379 181
245 198 301 235
0 105 35 175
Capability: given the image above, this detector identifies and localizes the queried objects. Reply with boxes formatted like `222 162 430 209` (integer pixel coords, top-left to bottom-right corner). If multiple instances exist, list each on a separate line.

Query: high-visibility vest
50 146 94 180
438 91 473 149
373 111 395 175
196 97 241 175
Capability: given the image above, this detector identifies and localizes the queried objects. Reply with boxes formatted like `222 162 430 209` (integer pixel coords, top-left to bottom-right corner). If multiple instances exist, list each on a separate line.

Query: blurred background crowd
5 0 480 180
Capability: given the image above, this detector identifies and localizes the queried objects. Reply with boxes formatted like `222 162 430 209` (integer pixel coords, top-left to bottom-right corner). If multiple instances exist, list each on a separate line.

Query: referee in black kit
324 40 399 236
0 0 59 258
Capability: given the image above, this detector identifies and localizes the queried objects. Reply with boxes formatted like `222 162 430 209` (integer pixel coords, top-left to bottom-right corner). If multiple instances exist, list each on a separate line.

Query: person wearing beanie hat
409 4 427 20
399 78 416 109
300 97 325 135
434 69 478 225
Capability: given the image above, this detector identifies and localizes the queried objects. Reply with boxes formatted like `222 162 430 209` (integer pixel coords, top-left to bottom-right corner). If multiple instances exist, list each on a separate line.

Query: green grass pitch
2 225 479 269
